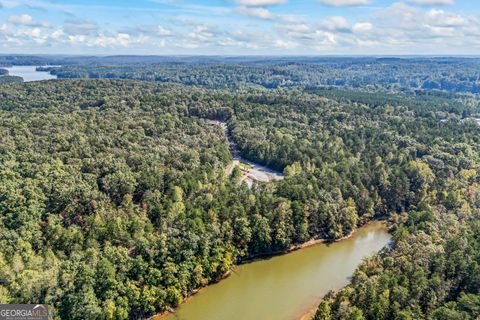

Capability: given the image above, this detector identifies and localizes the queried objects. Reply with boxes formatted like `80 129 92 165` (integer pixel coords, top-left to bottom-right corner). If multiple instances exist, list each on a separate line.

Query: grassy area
240 162 253 169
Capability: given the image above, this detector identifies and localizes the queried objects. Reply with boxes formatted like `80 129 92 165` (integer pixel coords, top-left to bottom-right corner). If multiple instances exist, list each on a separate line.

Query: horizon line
1 54 480 58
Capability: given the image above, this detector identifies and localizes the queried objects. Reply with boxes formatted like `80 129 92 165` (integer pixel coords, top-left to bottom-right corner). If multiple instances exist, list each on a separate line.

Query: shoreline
150 219 387 320
242 218 386 264
150 269 233 320
294 219 389 320
241 233 351 263
298 305 319 320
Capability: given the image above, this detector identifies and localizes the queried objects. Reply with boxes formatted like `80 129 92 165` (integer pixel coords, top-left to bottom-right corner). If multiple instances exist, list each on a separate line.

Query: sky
0 0 478 55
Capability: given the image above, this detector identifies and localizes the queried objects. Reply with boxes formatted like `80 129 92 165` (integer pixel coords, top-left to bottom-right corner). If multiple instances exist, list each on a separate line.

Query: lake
5 66 57 82
157 221 391 320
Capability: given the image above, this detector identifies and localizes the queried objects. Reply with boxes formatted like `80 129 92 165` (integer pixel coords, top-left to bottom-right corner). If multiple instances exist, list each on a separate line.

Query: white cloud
90 33 131 47
318 0 371 7
355 38 380 47
274 39 298 48
17 27 48 44
369 2 474 47
235 6 273 19
177 42 200 49
407 0 454 5
26 27 41 38
0 0 476 55
427 26 455 37
352 22 373 32
5 36 22 45
235 0 285 6
129 24 173 38
157 26 172 36
274 0 476 53
8 14 47 27
68 34 87 44
322 31 337 45
51 29 64 40
375 2 419 29
188 24 215 41
156 38 166 47
217 37 259 49
8 14 34 25
0 23 10 33
284 23 310 34
318 16 350 31
425 9 464 27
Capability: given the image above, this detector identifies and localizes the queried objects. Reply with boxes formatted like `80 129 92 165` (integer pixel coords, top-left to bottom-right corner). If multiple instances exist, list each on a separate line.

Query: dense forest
0 68 23 84
44 58 480 93
314 204 480 319
2 55 480 94
0 76 479 319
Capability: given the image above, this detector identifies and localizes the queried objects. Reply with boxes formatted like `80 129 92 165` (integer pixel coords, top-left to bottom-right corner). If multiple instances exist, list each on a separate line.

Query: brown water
158 221 390 320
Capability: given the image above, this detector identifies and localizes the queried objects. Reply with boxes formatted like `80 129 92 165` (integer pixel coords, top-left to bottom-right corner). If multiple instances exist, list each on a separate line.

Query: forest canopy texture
0 77 478 319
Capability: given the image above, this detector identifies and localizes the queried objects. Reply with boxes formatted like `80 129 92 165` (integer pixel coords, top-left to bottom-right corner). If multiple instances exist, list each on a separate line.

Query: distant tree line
0 68 23 84
38 57 480 94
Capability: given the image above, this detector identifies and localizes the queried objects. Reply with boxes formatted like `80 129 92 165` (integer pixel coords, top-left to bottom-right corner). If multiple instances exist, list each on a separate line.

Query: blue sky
0 0 478 55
